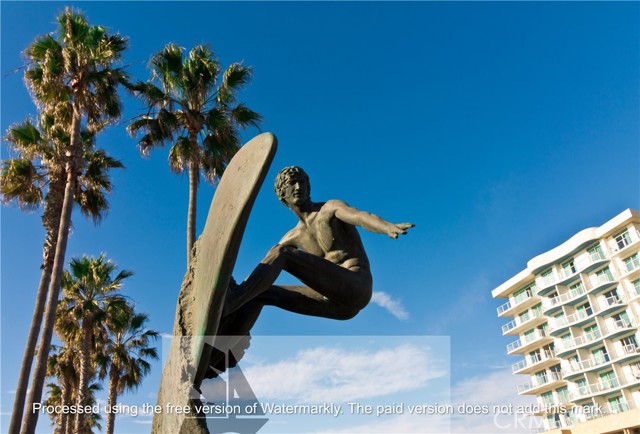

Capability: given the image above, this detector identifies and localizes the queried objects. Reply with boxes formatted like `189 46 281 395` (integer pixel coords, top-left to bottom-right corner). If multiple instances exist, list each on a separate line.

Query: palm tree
44 346 77 434
18 8 128 434
55 254 131 433
3 114 123 434
98 309 158 434
128 43 261 266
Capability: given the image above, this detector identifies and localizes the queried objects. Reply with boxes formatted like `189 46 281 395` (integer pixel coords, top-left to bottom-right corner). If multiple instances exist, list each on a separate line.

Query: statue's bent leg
283 249 372 311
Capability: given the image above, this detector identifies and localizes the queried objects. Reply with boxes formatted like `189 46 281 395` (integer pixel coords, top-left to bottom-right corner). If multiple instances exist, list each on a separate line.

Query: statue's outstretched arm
331 200 414 239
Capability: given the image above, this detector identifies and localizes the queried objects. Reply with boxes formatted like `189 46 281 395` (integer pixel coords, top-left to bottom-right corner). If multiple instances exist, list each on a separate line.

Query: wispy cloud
236 344 445 403
371 291 409 320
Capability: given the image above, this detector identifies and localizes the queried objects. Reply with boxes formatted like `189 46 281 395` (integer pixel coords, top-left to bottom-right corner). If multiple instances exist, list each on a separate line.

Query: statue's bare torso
279 200 370 273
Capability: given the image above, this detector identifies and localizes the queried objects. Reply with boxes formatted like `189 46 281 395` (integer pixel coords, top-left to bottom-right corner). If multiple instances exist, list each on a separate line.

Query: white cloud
371 291 410 320
313 368 541 434
235 344 445 403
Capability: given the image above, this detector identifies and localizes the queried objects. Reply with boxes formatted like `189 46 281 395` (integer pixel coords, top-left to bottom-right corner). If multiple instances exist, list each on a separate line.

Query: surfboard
152 132 277 434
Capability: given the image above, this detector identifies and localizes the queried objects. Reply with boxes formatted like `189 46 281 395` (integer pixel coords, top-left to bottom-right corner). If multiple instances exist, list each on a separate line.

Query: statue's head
274 166 310 206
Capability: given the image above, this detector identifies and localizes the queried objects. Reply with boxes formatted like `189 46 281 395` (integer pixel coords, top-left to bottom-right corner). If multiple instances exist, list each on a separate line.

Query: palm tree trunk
21 107 81 434
8 179 64 434
74 319 93 434
105 368 119 434
60 379 71 434
186 146 199 267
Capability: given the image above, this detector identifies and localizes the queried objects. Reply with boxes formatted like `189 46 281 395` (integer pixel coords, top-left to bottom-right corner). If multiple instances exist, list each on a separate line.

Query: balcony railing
575 377 620 397
562 355 610 377
549 309 590 329
497 288 538 316
605 317 637 335
557 329 602 353
512 350 556 373
502 310 544 334
507 329 548 353
618 343 640 358
517 371 562 393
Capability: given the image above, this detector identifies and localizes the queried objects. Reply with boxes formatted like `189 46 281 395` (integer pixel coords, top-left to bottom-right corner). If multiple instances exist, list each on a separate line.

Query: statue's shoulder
323 199 348 211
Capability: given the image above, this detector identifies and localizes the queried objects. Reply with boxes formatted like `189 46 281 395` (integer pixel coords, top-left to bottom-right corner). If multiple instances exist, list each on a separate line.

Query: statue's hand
388 223 415 239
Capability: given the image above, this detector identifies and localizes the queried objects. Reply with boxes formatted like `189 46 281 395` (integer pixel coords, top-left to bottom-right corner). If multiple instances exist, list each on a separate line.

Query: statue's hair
274 166 310 206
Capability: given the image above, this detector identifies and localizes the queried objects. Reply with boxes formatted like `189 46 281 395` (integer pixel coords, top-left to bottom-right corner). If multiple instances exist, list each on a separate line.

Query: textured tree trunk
8 178 64 434
105 368 119 434
60 379 71 434
186 136 199 267
21 107 81 434
74 319 93 434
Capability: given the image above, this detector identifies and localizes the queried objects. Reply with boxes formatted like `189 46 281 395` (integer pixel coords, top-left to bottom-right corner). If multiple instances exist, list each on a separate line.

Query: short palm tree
56 254 131 433
3 114 123 434
17 8 128 434
98 310 158 434
128 43 261 266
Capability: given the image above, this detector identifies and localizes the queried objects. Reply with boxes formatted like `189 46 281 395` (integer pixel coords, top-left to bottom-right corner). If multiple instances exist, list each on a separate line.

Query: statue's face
283 174 310 206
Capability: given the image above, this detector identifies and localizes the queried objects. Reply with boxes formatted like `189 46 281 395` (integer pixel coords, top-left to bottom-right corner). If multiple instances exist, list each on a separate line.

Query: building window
562 259 576 276
614 229 631 250
587 243 605 261
556 386 570 404
595 267 613 284
541 269 555 287
541 391 554 406
612 311 631 329
514 284 534 304
599 371 618 389
576 302 592 318
592 347 609 364
621 336 639 354
602 288 620 305
583 324 600 341
623 252 640 272
576 378 587 395
569 282 585 298
608 395 627 413
629 362 640 380
633 279 640 295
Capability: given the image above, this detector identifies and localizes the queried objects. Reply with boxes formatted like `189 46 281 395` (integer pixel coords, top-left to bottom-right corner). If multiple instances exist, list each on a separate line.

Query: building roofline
491 208 640 299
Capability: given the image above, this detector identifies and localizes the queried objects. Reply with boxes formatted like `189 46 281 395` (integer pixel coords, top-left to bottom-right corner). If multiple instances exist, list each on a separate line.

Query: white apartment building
492 209 640 434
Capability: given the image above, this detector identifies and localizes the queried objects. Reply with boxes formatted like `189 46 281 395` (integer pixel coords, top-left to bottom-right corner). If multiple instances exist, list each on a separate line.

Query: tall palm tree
3 114 123 434
98 310 158 434
56 254 131 433
18 8 128 434
128 43 261 266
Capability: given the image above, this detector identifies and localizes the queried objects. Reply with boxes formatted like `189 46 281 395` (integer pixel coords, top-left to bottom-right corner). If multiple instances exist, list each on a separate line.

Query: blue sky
1 1 639 433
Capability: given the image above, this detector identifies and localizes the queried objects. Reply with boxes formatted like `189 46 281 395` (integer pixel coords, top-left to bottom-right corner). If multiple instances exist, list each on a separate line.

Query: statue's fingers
398 223 415 230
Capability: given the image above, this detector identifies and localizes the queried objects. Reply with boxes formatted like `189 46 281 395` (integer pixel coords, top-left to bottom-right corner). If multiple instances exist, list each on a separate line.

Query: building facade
492 209 640 433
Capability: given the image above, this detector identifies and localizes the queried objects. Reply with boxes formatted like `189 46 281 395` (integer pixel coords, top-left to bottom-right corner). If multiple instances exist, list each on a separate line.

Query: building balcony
542 285 589 314
572 377 621 399
593 293 628 317
610 230 640 258
602 317 638 340
616 343 640 361
584 270 618 295
517 371 563 395
562 355 610 378
501 310 546 335
507 330 553 355
555 330 603 356
497 288 539 317
512 350 557 374
536 251 610 298
548 310 592 334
